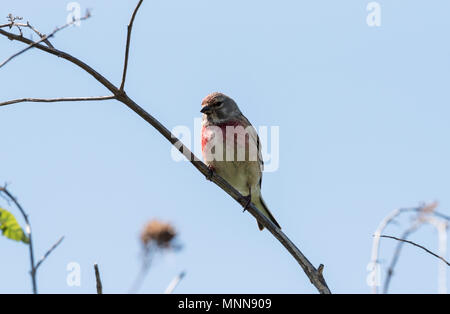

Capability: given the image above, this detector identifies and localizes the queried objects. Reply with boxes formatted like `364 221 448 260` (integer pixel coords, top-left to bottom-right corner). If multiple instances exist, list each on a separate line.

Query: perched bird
200 92 281 230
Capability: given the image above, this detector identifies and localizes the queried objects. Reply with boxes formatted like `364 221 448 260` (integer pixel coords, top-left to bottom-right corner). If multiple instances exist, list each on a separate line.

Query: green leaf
0 208 30 244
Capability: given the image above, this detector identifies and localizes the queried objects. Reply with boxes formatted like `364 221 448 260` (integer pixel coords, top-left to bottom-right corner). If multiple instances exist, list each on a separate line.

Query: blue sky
1 0 449 294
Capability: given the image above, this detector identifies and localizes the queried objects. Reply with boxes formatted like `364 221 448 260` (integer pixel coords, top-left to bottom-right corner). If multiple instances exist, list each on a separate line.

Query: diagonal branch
35 236 65 270
25 21 55 48
0 96 116 107
119 0 143 92
0 2 331 294
0 185 37 294
164 271 186 294
381 235 450 267
382 220 422 294
0 11 91 69
0 21 54 48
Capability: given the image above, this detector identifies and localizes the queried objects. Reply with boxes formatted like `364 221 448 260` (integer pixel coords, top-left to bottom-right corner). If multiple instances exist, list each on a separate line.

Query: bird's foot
205 166 214 181
241 194 252 212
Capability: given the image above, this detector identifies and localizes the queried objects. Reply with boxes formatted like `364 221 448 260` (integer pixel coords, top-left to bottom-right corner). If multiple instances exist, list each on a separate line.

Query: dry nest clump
140 219 177 249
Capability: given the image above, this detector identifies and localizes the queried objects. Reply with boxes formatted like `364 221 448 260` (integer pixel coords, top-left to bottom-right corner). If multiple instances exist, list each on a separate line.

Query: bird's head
201 92 241 123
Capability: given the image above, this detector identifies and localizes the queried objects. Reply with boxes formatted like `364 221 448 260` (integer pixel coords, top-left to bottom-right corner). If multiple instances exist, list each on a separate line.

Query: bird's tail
253 196 281 231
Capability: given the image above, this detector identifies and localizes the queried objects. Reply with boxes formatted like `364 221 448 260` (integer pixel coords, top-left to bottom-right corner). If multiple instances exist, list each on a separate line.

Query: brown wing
240 115 264 185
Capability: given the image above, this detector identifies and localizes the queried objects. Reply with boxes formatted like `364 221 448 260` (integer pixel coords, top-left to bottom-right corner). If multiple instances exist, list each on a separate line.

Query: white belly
203 124 262 195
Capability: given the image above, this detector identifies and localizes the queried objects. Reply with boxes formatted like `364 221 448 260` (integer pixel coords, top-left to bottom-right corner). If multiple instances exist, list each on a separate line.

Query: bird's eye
213 101 223 107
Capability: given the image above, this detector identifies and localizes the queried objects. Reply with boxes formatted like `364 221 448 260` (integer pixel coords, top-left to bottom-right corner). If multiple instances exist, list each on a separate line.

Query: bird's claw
205 166 214 181
241 195 252 212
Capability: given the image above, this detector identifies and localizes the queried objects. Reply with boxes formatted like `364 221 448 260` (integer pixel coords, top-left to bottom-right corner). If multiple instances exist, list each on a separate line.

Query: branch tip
120 0 144 91
318 264 324 276
94 263 103 294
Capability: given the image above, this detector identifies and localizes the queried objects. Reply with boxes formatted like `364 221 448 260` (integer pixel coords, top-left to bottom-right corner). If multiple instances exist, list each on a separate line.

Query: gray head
200 92 242 123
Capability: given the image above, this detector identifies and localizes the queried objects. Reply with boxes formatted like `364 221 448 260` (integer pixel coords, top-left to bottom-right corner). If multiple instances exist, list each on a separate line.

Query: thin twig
164 271 186 294
129 252 153 294
382 220 422 294
381 235 450 266
0 22 53 48
369 206 421 293
94 264 103 294
0 29 118 94
382 202 441 293
35 236 65 270
434 211 450 221
371 202 450 294
0 96 116 107
0 12 90 69
0 185 37 294
120 0 143 91
25 22 54 48
15 24 23 36
0 4 331 294
369 202 447 294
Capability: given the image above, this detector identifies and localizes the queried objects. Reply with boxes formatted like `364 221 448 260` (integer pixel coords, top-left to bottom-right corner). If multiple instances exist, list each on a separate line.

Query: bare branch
0 11 91 69
0 185 65 293
164 271 186 294
383 220 423 294
119 92 331 294
434 211 450 221
120 0 144 92
0 7 331 294
0 96 116 107
0 29 118 94
0 185 37 294
382 202 445 293
369 206 421 293
370 202 450 294
1 15 23 30
381 235 450 267
35 236 65 270
1 21 53 48
26 22 54 48
94 264 103 294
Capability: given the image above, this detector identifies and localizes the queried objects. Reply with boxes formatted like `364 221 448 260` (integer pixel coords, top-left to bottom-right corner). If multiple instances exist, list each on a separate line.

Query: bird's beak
200 106 212 114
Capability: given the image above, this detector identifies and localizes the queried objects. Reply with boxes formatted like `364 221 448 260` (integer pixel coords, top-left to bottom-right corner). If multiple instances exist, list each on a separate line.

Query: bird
200 92 281 230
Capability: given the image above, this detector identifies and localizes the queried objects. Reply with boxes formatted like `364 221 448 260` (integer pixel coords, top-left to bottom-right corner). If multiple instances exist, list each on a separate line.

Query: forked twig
0 1 331 294
120 0 143 91
35 236 65 270
0 11 91 69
